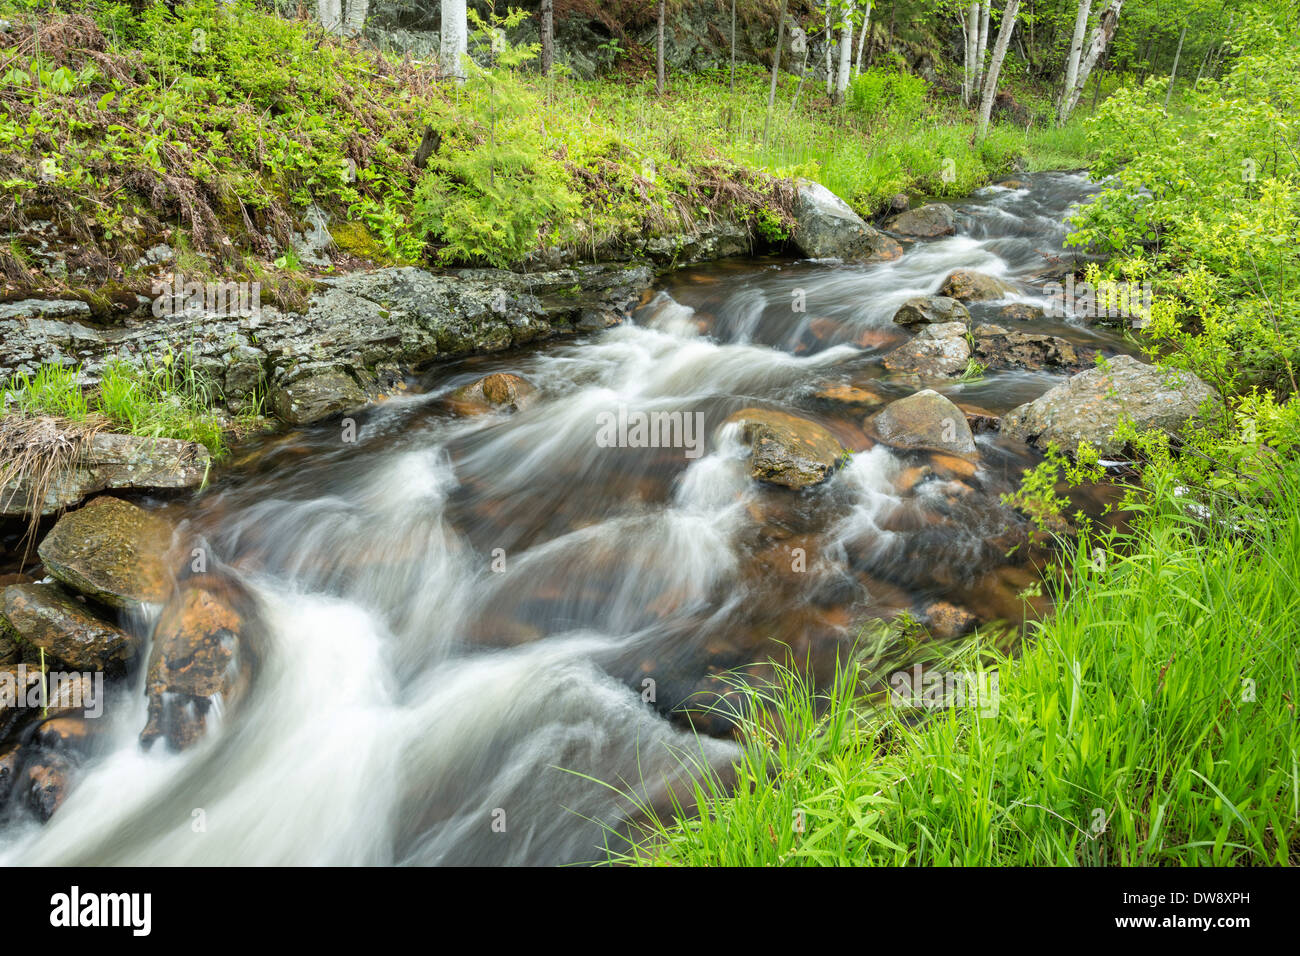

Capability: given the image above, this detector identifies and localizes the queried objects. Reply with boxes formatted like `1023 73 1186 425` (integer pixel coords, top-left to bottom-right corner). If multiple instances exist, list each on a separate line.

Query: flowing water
2 172 1132 865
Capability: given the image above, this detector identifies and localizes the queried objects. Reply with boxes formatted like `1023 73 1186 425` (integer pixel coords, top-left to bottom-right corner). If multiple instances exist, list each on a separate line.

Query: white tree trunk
835 2 855 100
317 0 342 35
440 0 468 82
1061 0 1123 120
974 1 990 92
1164 23 1187 109
962 1 979 105
977 0 1019 137
341 0 368 37
1057 0 1091 122
854 1 871 78
824 5 834 96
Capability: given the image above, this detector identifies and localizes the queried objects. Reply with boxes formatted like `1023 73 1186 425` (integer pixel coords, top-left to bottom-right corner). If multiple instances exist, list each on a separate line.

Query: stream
1 171 1131 865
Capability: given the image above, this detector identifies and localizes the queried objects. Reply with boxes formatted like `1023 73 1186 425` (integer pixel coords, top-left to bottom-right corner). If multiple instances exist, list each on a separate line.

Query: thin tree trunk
824 5 833 96
835 2 855 102
1163 23 1186 110
977 0 1020 137
540 0 554 76
656 0 666 95
1091 50 1106 111
730 0 737 91
764 1 790 146
1057 0 1091 123
962 2 978 106
854 1 871 78
439 0 467 82
974 1 991 93
1061 0 1122 120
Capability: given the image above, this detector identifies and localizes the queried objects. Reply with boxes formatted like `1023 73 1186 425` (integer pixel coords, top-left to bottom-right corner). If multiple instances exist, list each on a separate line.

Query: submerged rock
37 496 174 609
726 408 846 490
892 296 971 327
141 573 261 752
886 203 956 238
869 390 978 458
1 582 136 671
939 269 1014 301
881 322 971 378
1001 355 1219 456
998 302 1046 322
449 372 537 415
813 383 886 412
791 179 903 262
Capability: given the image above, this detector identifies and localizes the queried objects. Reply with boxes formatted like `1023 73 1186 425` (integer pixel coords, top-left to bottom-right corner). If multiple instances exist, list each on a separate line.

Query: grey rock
893 296 971 327
886 203 956 238
791 179 903 263
869 389 978 457
1001 355 1220 456
881 322 971 378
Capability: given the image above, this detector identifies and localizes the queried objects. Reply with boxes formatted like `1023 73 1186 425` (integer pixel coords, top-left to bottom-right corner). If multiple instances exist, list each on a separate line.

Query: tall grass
612 465 1300 866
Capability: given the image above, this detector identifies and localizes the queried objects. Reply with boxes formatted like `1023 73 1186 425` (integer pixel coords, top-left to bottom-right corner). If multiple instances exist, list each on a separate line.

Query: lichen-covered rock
1 582 136 671
141 573 261 752
0 420 210 517
1001 355 1219 456
886 203 956 238
791 179 903 262
998 302 1046 321
971 323 1096 372
269 367 367 426
869 390 978 457
892 296 971 327
881 322 971 378
939 270 1014 301
726 408 846 490
37 496 174 609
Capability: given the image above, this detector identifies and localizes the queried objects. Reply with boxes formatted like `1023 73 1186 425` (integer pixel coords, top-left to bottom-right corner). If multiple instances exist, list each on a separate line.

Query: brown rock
939 270 1014 301
2 582 136 671
725 408 846 490
37 497 174 609
869 390 978 457
813 383 886 412
924 601 977 639
450 372 537 415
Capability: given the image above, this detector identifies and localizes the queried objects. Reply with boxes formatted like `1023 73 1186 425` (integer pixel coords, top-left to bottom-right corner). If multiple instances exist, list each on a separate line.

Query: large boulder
892 296 971 327
0 418 210 517
881 322 971 378
971 323 1096 372
868 390 978 457
141 573 261 752
726 408 846 490
1 582 136 671
886 203 956 238
1001 355 1220 456
791 180 903 263
939 270 1014 301
37 497 174 609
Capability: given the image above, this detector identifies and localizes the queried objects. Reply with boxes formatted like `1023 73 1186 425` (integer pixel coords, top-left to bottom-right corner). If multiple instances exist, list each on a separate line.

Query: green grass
2 356 242 458
610 465 1300 866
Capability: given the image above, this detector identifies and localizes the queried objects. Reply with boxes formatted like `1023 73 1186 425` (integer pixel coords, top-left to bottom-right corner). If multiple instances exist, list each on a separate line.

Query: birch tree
824 3 834 96
341 0 368 37
835 2 855 102
977 0 1020 137
317 0 342 35
853 1 872 79
540 0 554 76
962 1 979 105
656 0 666 95
440 0 468 82
1056 0 1091 123
1060 0 1123 121
974 1 990 92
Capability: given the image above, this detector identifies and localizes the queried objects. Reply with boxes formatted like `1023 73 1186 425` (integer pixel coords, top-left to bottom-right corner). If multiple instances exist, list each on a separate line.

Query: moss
329 221 388 263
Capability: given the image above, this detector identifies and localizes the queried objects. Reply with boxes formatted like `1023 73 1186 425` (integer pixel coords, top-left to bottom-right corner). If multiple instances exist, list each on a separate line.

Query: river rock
24 750 73 821
269 367 367 426
1 583 136 671
141 573 260 752
813 383 886 411
37 496 174 609
924 601 977 639
939 270 1014 301
726 408 845 490
869 390 978 457
971 323 1096 372
892 296 971 327
0 418 211 517
791 179 903 263
1001 355 1220 456
449 372 537 415
999 303 1046 321
886 203 956 238
881 322 971 377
